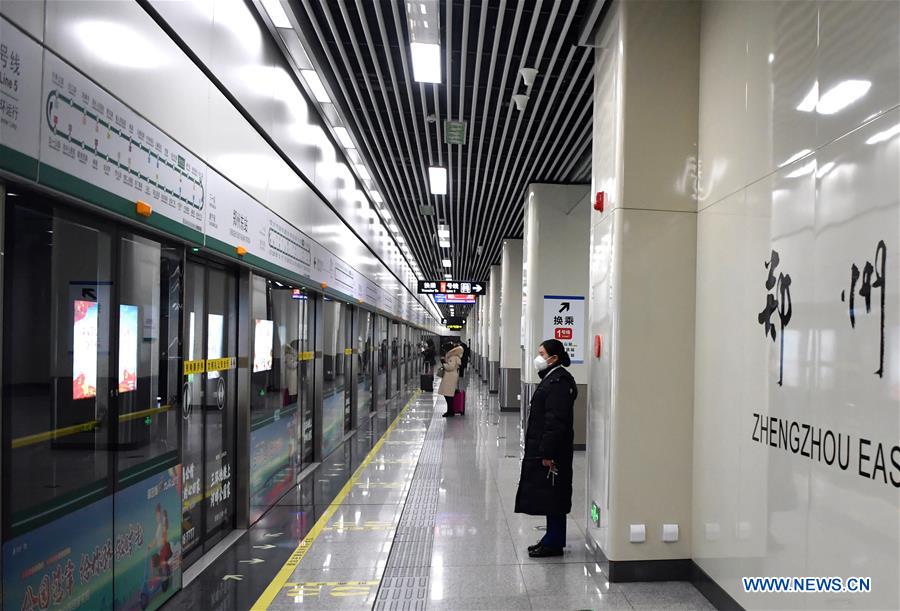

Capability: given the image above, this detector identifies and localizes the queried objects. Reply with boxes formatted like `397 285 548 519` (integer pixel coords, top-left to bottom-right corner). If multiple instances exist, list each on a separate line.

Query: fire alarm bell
594 335 602 358
594 191 605 212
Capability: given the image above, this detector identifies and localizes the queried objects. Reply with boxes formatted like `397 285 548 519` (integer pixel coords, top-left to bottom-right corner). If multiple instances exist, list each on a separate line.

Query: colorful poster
3 495 114 610
74 300 99 400
253 319 273 372
118 304 139 393
250 417 295 522
113 466 182 611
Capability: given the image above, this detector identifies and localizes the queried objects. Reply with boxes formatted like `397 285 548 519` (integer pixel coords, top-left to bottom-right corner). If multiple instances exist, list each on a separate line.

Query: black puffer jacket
514 365 577 516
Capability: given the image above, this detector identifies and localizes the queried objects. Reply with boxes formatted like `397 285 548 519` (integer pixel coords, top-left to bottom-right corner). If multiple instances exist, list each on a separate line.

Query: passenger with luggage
514 339 577 557
421 339 436 373
437 341 464 417
420 339 437 391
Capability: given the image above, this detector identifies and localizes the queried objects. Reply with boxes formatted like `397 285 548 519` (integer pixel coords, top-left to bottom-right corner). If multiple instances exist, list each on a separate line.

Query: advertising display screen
73 300 99 400
207 314 224 379
118 304 139 393
253 319 273 373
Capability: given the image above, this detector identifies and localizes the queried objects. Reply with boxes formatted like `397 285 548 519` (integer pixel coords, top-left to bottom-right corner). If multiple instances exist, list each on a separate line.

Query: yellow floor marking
251 391 422 610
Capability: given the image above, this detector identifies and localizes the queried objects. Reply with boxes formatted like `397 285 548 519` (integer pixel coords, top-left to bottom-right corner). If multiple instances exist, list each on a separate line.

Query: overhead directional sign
441 316 466 326
418 280 486 295
433 293 477 304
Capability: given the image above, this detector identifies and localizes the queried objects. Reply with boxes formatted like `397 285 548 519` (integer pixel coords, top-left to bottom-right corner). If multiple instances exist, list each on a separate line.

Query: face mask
533 356 549 372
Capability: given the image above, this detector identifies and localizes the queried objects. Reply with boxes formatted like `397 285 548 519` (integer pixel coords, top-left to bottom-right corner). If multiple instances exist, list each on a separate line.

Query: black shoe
528 545 564 558
441 411 454 417
527 540 544 553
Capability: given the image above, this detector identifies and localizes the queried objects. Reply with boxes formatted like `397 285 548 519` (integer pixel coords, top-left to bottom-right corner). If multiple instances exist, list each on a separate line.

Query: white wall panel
1 0 44 40
695 1 900 606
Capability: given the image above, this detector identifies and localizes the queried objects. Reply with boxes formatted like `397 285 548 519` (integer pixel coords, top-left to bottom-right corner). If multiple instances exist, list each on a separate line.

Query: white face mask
533 356 549 372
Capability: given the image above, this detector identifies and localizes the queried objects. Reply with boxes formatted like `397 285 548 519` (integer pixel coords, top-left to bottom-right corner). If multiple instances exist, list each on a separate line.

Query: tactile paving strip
373 407 445 611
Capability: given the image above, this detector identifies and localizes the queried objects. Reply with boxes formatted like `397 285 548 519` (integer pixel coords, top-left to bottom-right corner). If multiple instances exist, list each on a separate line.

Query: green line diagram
45 89 204 210
268 225 311 266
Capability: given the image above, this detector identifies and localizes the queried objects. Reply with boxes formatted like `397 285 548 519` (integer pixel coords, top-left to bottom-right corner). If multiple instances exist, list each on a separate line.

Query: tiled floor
164 376 715 610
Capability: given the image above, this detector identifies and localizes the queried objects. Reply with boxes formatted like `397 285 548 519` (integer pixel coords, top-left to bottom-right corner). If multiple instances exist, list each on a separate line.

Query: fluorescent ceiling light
410 42 441 83
866 123 900 145
437 229 450 239
444 274 453 280
796 82 819 113
429 166 447 195
300 70 330 104
815 80 871 115
334 127 355 148
260 0 291 28
369 190 383 203
442 259 452 268
439 239 450 248
355 164 372 180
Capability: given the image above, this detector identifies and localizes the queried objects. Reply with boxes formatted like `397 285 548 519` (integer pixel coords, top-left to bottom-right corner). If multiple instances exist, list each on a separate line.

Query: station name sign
418 280 486 295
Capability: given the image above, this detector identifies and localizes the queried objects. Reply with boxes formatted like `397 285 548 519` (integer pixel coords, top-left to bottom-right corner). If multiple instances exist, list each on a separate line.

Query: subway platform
164 376 713 611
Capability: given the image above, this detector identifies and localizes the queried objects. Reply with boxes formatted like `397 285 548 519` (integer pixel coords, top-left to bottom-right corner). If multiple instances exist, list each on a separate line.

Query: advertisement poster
207 314 224 379
2 496 115 610
113 466 182 611
118 305 139 393
250 418 295 521
74 300 99 400
253 319 273 372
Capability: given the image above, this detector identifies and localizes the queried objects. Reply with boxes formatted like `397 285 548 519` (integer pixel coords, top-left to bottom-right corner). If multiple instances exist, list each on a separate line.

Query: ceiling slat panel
284 0 593 316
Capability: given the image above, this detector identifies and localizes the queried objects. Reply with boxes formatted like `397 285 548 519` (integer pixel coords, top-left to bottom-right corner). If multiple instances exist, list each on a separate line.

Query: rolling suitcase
420 374 433 392
452 390 466 415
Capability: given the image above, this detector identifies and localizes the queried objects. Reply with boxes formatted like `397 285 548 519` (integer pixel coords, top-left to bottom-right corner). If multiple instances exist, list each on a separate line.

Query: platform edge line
251 390 422 610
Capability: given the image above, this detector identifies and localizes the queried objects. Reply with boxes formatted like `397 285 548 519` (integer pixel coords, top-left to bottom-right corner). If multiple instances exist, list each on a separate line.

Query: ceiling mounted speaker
513 94 529 111
520 67 538 86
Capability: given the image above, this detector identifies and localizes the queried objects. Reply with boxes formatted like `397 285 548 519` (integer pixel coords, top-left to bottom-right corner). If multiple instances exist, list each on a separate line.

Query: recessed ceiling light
410 42 441 83
300 70 330 104
439 239 450 248
428 167 447 195
260 0 291 27
442 259 451 268
334 127 355 148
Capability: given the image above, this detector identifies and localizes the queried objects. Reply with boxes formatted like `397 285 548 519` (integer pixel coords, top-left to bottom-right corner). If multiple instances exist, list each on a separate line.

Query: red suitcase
452 390 466 415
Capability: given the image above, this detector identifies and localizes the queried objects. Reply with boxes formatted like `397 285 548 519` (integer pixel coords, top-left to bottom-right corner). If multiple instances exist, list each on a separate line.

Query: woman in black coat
514 339 577 558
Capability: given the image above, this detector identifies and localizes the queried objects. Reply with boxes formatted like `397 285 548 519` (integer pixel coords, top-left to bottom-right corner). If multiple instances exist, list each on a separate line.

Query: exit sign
444 120 467 145
591 501 600 526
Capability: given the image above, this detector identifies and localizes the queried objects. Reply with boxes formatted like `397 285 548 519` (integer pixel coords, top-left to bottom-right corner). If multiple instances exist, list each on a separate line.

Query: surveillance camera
512 94 529 111
520 67 537 87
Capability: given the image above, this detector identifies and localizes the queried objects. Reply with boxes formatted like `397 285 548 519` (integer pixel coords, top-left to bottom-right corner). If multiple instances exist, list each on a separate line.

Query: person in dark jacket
459 342 470 377
514 338 577 558
422 339 436 373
